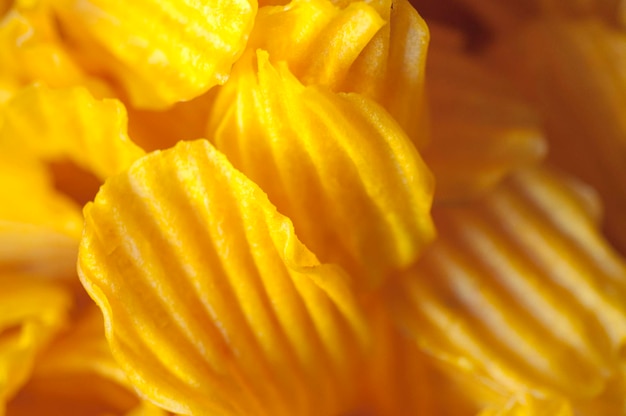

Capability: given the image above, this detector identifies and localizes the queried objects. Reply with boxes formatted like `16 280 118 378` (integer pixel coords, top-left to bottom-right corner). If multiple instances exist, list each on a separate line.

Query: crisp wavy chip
341 0 430 147
390 167 626 414
0 86 143 277
490 18 626 255
0 275 71 412
251 0 430 147
0 86 144 181
249 0 384 89
423 25 546 201
366 0 430 127
78 139 370 415
52 0 257 109
207 50 435 290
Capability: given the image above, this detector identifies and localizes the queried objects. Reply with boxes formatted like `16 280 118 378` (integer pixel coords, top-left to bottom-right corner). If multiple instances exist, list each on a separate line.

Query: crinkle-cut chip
249 0 384 90
52 0 257 109
341 0 430 148
478 393 574 416
390 167 626 414
0 86 145 181
6 308 169 416
490 18 626 255
0 156 82 278
207 50 435 290
0 86 143 277
0 4 111 105
423 27 546 202
251 0 429 148
78 139 371 416
0 275 71 411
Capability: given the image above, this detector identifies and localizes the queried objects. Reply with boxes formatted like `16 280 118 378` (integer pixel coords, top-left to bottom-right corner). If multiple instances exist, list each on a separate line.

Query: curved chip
78 139 370 415
250 0 430 147
1 86 144 181
391 167 626 414
208 50 435 290
491 18 626 255
52 0 258 108
249 0 384 90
